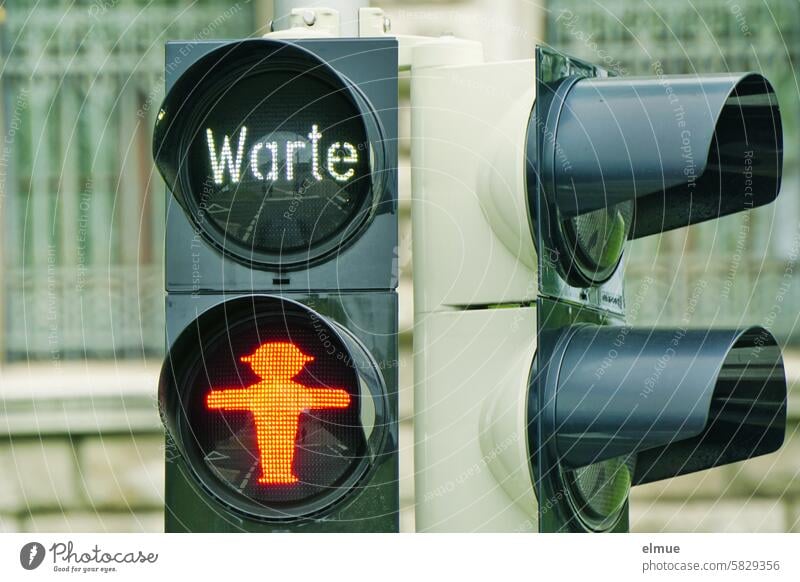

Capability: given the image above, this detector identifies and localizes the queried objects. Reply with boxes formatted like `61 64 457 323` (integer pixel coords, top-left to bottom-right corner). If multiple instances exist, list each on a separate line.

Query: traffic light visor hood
539 325 786 485
539 72 783 238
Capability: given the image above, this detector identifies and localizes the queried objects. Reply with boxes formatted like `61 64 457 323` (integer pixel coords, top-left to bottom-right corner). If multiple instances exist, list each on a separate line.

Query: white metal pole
272 0 369 37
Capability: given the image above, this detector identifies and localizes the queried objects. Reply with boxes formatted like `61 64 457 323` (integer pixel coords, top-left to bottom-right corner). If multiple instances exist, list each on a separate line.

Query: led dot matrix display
184 311 369 514
187 69 373 260
206 342 351 486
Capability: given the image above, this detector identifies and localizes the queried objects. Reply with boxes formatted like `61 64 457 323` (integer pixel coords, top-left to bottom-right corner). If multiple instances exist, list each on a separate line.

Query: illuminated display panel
184 313 368 511
187 69 373 259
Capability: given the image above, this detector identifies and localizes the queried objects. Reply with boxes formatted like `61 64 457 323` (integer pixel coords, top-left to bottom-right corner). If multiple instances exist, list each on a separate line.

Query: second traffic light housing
530 47 786 532
410 41 787 532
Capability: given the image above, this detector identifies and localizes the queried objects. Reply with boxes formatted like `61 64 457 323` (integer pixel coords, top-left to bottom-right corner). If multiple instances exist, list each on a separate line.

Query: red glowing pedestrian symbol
206 341 351 485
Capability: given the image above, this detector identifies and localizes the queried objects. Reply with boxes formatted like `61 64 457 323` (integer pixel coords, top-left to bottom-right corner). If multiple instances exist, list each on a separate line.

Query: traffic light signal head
159 295 389 522
411 42 786 533
153 37 399 532
530 47 786 532
153 39 388 272
154 38 398 293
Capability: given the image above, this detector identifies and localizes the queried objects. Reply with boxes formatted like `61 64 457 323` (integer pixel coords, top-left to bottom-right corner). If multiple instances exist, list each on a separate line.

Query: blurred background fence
1 0 798 533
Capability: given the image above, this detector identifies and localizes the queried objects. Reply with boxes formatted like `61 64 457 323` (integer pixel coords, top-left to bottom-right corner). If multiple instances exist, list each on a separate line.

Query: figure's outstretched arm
207 388 252 410
305 387 350 410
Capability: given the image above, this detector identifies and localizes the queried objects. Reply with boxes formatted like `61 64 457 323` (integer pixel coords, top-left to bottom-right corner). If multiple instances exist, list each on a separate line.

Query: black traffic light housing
153 38 399 532
157 39 398 293
528 47 786 532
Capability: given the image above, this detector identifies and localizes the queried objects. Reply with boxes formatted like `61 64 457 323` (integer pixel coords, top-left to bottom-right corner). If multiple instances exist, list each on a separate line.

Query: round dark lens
562 200 633 282
185 313 367 509
187 69 372 258
565 456 633 528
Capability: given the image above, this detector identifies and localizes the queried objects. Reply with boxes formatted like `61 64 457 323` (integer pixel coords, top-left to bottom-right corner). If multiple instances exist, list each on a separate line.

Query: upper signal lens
153 40 386 269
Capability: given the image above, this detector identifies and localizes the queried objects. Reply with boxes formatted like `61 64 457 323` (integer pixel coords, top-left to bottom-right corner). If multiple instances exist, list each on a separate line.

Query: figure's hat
240 341 314 376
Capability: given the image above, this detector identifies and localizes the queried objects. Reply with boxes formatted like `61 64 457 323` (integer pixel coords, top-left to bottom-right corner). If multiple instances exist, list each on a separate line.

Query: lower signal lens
161 296 387 520
564 456 634 531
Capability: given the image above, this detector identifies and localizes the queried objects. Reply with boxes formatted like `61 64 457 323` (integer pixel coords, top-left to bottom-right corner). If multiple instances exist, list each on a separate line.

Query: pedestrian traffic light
411 42 786 532
153 37 399 532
